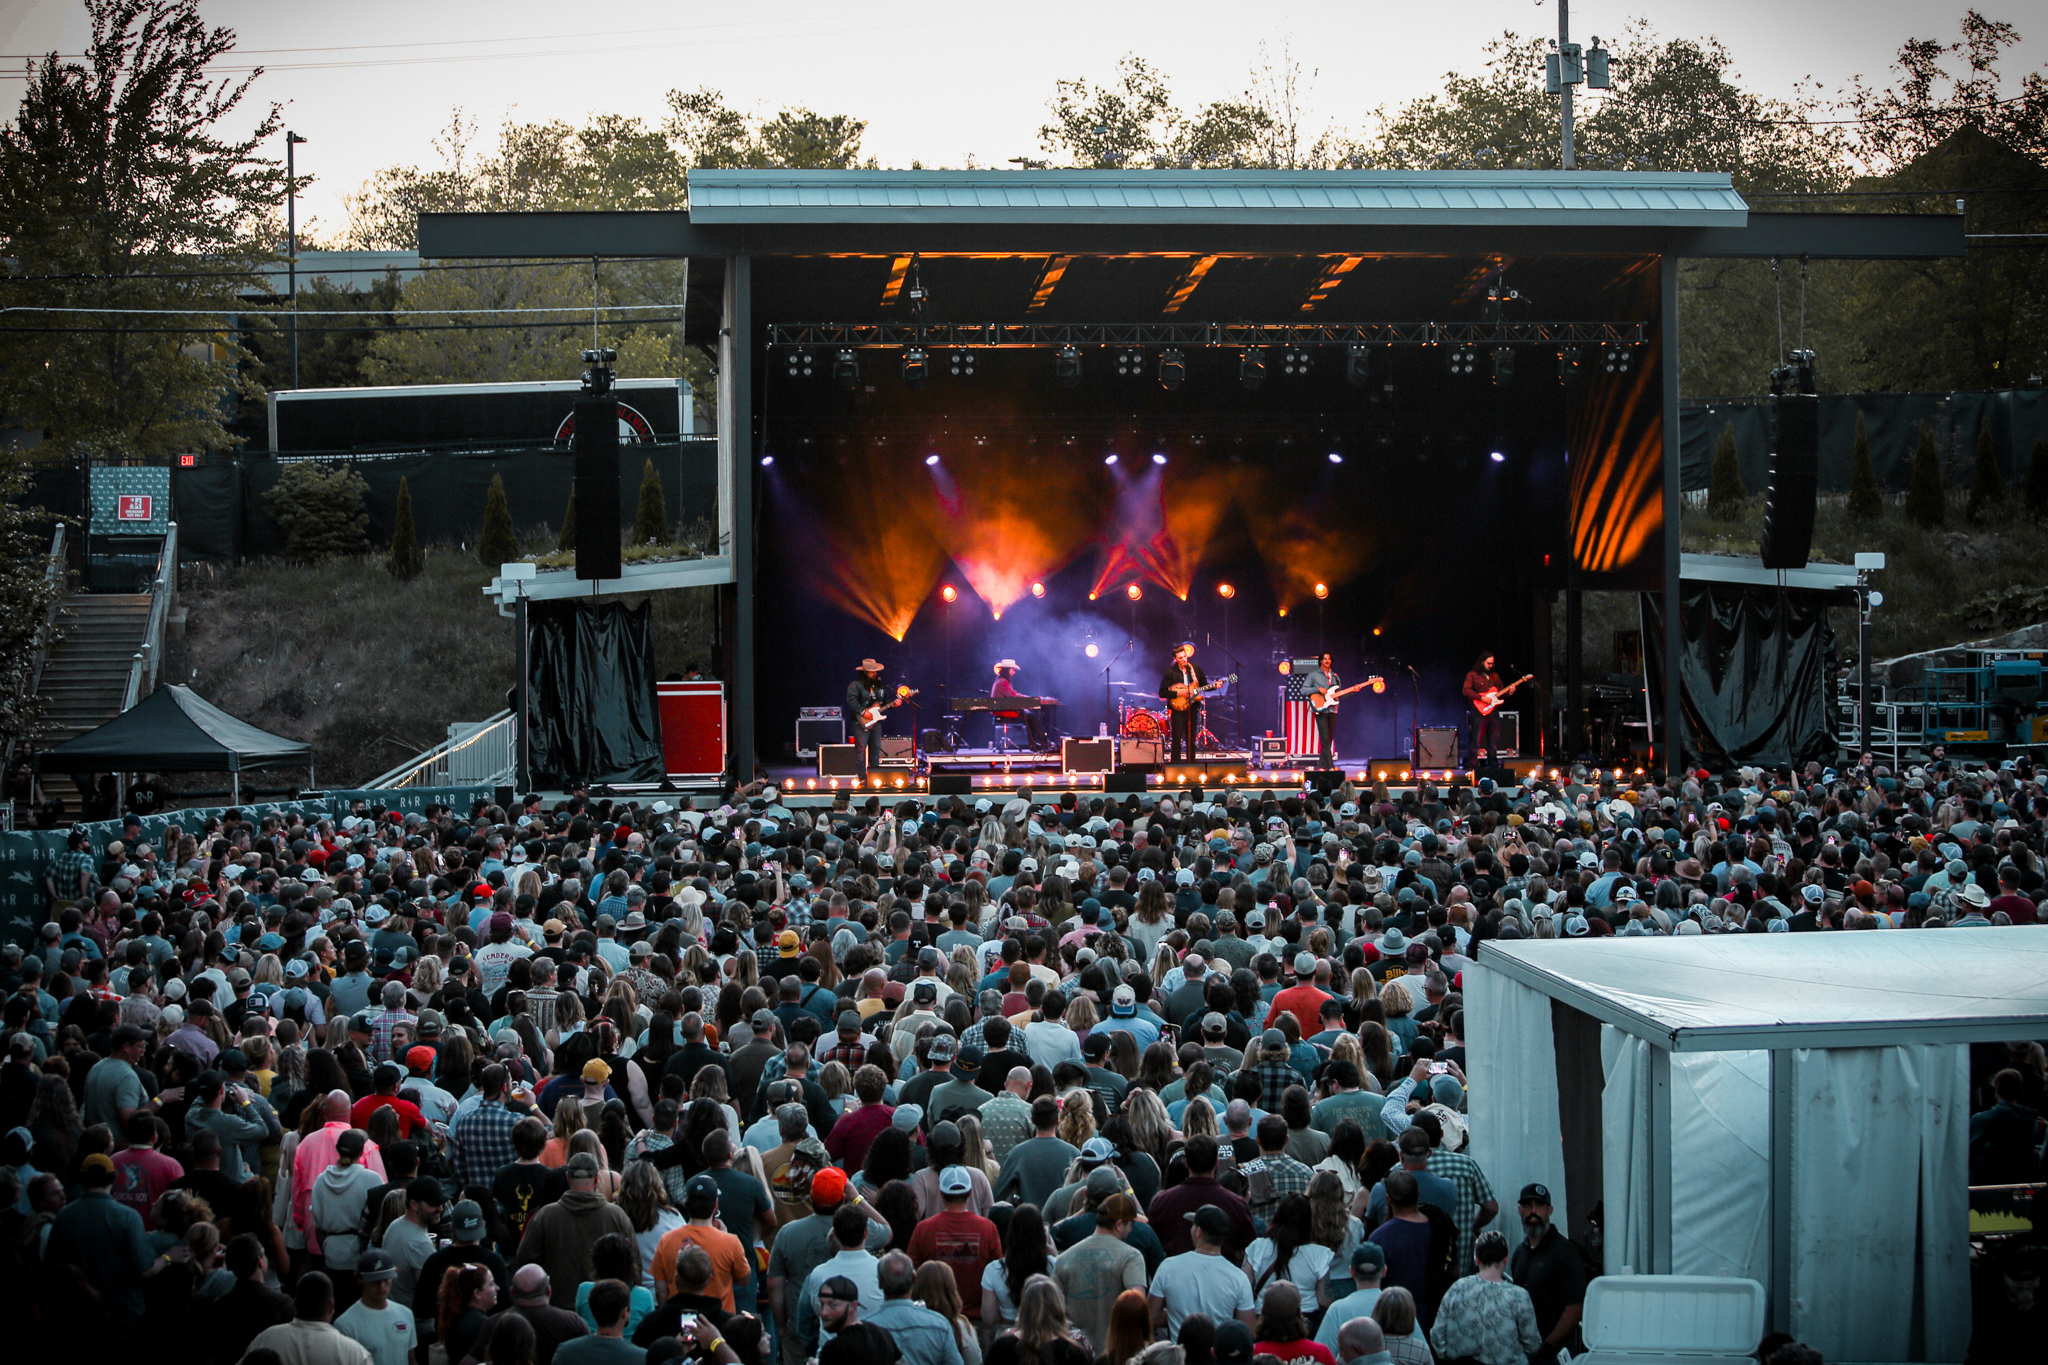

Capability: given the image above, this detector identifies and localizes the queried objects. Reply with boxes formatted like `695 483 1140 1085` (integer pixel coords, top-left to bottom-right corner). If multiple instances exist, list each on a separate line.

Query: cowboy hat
856 658 885 673
993 659 1019 673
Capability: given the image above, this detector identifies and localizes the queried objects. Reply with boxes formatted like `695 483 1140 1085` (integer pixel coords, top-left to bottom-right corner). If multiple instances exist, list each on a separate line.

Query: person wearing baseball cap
1050 1188 1144 1352
904 1165 1002 1320
337 1248 415 1365
1313 1243 1400 1354
1507 1183 1586 1357
411 1200 508 1342
1151 1204 1254 1338
46 1151 151 1329
651 1172 753 1311
516 1150 635 1308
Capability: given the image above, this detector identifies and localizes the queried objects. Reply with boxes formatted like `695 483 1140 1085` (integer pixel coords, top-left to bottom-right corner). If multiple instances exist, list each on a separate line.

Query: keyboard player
991 659 1049 749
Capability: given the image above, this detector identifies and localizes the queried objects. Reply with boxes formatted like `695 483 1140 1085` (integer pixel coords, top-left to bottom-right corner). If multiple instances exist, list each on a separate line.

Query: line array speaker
1761 394 1819 570
573 397 622 580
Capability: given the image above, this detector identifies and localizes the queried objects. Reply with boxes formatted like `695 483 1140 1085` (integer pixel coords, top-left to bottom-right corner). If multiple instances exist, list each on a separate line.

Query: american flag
1281 664 1317 758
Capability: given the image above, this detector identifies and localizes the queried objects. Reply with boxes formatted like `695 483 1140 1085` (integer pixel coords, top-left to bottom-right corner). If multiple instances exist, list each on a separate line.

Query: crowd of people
3 752 2044 1365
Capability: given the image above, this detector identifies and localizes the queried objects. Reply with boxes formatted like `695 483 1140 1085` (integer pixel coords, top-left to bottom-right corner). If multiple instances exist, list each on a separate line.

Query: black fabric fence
1679 389 2048 494
526 599 663 787
1643 583 1841 771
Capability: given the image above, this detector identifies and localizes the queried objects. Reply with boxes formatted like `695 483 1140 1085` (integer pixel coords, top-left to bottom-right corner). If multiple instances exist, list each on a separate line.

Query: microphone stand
1208 635 1246 750
1103 635 1134 743
1400 662 1421 772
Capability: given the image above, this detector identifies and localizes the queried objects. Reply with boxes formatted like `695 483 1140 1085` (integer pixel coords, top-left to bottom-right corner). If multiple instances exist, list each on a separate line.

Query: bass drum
1121 708 1163 738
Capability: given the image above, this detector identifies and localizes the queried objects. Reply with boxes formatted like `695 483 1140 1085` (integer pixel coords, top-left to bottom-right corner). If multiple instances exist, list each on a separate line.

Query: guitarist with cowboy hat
846 658 891 775
1157 641 1209 764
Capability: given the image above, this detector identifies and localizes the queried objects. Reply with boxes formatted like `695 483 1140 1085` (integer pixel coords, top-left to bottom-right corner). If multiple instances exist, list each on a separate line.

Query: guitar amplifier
1120 737 1162 766
1063 737 1115 775
879 736 916 766
1415 726 1460 770
1493 712 1520 757
795 712 844 757
816 744 862 777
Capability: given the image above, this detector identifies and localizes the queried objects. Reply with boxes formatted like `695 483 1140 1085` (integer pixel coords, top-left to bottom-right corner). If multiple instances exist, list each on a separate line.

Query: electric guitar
1310 676 1385 713
1167 673 1236 711
1472 675 1533 717
858 686 919 728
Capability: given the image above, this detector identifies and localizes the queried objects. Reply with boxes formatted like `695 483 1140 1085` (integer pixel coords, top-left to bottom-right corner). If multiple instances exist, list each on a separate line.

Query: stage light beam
1490 451 1507 463
1125 583 1143 601
1103 453 1119 466
1217 582 1235 599
1313 582 1329 599
759 455 774 467
940 584 958 603
1151 452 1167 466
1327 452 1343 464
1030 581 1045 597
1085 642 1099 657
925 453 941 466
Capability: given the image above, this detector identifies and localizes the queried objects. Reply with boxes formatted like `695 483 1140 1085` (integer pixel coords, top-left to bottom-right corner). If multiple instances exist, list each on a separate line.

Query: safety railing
122 521 177 712
363 710 516 790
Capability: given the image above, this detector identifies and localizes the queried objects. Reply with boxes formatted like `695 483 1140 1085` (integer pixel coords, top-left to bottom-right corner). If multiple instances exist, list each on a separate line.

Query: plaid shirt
1239 1151 1314 1225
819 1036 874 1072
1426 1147 1497 1275
959 1017 999 1053
370 1006 417 1064
781 897 814 931
1253 1055 1300 1110
50 847 94 899
451 1099 520 1187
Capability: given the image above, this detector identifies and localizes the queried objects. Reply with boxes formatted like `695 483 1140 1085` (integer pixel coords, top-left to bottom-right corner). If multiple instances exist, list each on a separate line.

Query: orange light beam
879 255 911 309
1160 255 1219 316
1026 256 1072 313
1298 255 1364 313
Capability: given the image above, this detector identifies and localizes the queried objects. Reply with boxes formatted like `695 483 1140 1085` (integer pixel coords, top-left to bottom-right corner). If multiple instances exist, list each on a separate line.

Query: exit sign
116 495 154 521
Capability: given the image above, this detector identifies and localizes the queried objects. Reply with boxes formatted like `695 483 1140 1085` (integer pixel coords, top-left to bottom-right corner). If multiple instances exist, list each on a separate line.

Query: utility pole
286 131 308 389
1546 5 1609 170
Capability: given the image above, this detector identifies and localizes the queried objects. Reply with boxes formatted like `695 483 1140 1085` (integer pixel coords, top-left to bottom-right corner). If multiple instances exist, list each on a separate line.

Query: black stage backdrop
527 599 664 787
1643 583 1838 771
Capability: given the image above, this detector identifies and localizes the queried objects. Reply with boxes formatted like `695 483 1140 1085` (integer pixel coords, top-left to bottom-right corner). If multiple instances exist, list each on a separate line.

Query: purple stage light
1151 452 1167 465
1490 451 1506 463
925 453 940 466
1104 453 1119 466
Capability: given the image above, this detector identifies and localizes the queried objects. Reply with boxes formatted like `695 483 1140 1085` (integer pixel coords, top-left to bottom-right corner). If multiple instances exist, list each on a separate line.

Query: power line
0 303 679 318
0 256 689 284
0 316 684 335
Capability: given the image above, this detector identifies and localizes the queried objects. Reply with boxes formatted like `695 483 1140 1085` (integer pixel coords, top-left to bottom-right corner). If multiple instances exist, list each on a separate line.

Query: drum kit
1112 685 1220 748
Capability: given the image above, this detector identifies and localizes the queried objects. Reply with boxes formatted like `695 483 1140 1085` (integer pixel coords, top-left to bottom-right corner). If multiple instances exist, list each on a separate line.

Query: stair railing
122 521 177 712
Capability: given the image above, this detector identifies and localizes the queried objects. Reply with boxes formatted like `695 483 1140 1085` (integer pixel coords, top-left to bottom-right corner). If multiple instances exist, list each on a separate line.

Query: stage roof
1479 927 2048 1052
685 170 1751 228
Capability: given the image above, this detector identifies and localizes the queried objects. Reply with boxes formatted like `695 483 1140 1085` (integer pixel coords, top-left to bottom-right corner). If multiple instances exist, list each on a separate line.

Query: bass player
1303 652 1383 771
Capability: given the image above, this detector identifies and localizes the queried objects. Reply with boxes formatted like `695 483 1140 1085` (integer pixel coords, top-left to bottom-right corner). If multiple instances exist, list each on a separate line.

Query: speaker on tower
1761 393 1819 570
573 353 621 580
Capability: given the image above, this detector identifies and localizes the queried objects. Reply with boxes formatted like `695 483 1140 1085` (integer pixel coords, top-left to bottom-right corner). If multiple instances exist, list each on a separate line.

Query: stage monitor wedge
573 396 622 580
1761 394 1819 570
929 774 972 796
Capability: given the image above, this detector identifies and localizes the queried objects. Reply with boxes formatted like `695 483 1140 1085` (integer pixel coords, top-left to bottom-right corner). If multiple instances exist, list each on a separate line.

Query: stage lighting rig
1282 347 1313 376
1491 348 1515 386
1239 348 1267 390
1602 343 1632 376
902 347 929 388
783 348 814 380
1056 344 1083 388
1345 344 1373 389
1770 348 1818 396
1557 347 1582 382
1158 348 1185 391
1115 347 1145 378
948 349 976 378
832 349 860 389
580 347 617 396
1448 347 1478 377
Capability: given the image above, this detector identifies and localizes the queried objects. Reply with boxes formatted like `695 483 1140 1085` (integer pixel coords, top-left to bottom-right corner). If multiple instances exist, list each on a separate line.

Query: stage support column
1564 584 1582 756
1659 255 1683 774
722 256 756 788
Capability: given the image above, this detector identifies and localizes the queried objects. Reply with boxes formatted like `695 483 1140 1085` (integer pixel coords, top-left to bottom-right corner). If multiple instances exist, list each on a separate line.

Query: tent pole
1648 1045 1673 1274
1769 1050 1795 1334
231 768 240 806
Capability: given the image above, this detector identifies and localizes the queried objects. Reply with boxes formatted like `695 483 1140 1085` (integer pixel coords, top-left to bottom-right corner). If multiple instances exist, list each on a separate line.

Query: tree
1905 423 1947 528
387 475 424 580
0 0 286 464
242 269 403 392
1968 419 2005 519
1036 55 1274 168
557 488 577 552
1847 411 1885 522
0 456 68 751
2026 437 2048 519
478 473 518 567
633 459 667 545
263 462 369 562
1708 424 1746 514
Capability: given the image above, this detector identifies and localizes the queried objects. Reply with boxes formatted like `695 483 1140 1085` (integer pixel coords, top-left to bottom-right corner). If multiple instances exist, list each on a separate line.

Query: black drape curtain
1643 582 1839 771
527 599 664 787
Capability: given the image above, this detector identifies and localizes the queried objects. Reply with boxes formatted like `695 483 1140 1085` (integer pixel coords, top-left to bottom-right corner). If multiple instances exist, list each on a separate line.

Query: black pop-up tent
38 685 312 801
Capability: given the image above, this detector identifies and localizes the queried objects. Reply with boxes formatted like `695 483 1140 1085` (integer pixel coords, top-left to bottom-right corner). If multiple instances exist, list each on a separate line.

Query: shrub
387 475 424 580
478 472 518 567
262 461 369 562
1707 424 1745 515
2025 438 2048 520
557 488 577 552
1846 410 1883 522
1904 424 1945 529
1967 419 2004 521
634 458 667 545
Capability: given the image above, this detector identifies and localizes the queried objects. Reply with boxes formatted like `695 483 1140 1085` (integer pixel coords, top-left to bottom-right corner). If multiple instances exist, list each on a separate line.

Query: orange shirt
651 1222 752 1309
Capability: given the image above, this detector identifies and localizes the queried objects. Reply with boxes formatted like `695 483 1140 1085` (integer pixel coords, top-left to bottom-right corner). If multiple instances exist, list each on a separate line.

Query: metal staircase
37 593 152 741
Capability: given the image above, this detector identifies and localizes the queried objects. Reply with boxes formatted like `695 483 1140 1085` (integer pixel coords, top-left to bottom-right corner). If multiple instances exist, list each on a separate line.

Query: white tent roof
1478 926 2048 1051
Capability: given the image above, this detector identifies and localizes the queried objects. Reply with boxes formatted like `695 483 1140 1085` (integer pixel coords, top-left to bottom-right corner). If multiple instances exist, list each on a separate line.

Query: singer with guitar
846 657 913 775
1159 642 1209 763
1304 652 1385 771
1462 653 1531 769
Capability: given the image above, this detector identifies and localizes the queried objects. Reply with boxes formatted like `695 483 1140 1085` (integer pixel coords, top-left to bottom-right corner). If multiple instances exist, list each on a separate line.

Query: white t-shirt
1150 1250 1255 1337
1242 1238 1336 1298
336 1298 417 1365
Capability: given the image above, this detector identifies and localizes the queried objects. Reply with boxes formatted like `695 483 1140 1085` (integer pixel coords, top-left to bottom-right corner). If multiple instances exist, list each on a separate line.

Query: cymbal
1107 680 1137 686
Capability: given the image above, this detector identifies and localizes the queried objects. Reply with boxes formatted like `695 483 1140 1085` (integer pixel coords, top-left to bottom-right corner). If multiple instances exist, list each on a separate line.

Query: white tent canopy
1467 928 2048 1364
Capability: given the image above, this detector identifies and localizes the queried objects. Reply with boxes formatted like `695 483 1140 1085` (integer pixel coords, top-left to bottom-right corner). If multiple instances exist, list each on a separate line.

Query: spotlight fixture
940 584 958 603
1327 451 1343 465
924 453 941 466
1115 347 1145 378
1603 343 1632 375
1491 347 1515 385
1126 583 1143 601
1313 582 1329 600
783 348 814 380
1277 659 1292 675
1103 453 1119 466
901 347 929 388
1239 347 1267 390
1030 581 1045 598
1151 452 1167 466
1217 582 1235 599
1158 348 1185 391
832 349 859 389
1281 346 1313 377
1085 642 1099 657
1345 344 1373 388
1056 344 1083 388
759 455 774 467
1490 451 1507 463
1558 346 1582 381
1448 346 1478 376
947 349 976 378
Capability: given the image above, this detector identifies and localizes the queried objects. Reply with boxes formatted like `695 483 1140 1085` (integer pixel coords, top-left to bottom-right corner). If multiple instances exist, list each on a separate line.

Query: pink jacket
290 1121 385 1252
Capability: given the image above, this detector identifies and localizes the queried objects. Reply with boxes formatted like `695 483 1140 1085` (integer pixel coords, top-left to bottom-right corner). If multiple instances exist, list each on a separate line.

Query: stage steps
37 593 152 741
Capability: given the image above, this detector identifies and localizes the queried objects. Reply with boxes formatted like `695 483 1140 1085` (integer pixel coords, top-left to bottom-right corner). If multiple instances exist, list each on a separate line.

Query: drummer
992 658 1048 749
